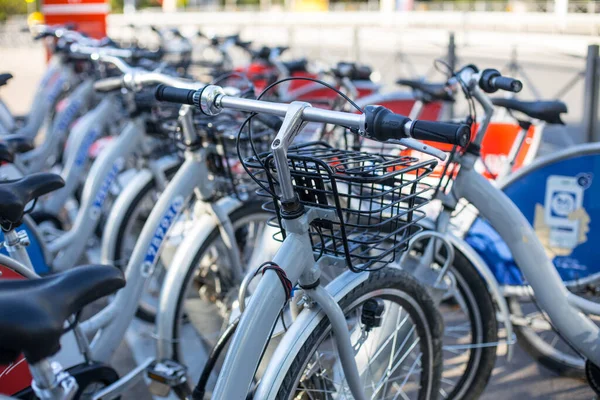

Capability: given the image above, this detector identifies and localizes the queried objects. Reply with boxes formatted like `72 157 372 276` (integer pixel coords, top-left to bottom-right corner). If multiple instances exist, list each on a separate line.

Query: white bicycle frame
0 99 15 134
41 94 121 216
17 79 96 175
430 70 600 367
11 56 76 141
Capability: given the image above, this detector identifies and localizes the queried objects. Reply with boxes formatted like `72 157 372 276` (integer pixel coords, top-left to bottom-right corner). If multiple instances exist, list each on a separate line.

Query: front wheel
275 268 444 400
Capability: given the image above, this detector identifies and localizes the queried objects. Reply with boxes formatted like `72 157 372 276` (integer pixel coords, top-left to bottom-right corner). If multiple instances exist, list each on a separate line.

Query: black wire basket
246 141 437 272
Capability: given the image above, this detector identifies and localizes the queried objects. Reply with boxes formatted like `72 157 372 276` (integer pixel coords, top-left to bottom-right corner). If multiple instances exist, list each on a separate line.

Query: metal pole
583 44 599 142
447 32 456 119
353 26 361 62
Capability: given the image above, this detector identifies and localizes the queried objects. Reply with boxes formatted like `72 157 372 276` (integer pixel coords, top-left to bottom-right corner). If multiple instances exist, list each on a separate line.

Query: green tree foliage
0 0 28 21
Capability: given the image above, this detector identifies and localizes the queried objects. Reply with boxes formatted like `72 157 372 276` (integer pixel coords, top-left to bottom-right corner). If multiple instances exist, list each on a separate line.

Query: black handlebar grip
155 85 196 105
479 69 522 93
410 121 471 147
491 76 523 93
363 105 411 142
255 114 283 131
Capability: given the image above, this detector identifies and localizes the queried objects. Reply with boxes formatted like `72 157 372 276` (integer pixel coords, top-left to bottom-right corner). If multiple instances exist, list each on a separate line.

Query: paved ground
1 42 597 399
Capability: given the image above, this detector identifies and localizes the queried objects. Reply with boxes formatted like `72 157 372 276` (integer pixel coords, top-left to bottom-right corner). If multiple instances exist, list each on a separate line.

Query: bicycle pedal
146 359 187 397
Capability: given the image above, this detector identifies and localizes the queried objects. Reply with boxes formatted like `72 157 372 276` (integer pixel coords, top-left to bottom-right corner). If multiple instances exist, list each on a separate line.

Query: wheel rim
287 289 434 400
513 297 590 369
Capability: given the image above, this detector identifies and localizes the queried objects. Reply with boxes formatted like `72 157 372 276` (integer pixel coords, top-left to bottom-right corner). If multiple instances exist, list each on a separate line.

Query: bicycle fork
213 209 368 400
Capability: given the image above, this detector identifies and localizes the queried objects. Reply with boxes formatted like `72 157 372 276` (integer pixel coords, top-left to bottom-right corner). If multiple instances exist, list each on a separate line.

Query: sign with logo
42 0 109 39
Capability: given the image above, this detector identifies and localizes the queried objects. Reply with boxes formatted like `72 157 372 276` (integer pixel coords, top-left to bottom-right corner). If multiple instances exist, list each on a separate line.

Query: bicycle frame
17 79 95 175
430 79 600 366
41 94 120 216
0 99 15 134
46 115 144 271
13 56 76 141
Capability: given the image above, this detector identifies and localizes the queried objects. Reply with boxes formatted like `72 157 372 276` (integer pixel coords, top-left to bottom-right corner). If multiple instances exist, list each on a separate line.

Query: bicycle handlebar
94 72 201 92
154 84 470 148
410 120 471 147
255 114 284 131
478 68 522 93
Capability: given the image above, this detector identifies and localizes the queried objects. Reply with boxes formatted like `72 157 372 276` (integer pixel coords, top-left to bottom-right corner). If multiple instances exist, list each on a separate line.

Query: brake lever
386 138 447 161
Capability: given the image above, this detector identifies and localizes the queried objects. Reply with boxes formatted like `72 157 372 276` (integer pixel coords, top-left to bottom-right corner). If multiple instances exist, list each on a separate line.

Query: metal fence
412 0 600 13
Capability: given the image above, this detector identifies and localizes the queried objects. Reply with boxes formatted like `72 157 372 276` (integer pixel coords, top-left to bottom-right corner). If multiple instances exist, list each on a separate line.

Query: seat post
3 228 34 271
29 359 56 389
30 360 78 400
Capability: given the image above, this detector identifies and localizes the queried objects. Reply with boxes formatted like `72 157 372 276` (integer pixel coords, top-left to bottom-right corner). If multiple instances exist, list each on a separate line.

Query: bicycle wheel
170 199 274 388
113 165 179 322
407 242 498 399
275 268 443 400
436 250 498 399
509 296 592 378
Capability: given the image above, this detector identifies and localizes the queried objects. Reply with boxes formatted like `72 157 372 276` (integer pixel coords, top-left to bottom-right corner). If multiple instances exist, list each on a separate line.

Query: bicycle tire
170 199 273 390
410 240 498 400
275 268 443 400
509 297 586 379
441 250 498 399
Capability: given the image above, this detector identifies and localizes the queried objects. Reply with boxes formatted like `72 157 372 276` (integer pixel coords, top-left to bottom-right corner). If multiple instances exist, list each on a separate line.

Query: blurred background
0 1 599 398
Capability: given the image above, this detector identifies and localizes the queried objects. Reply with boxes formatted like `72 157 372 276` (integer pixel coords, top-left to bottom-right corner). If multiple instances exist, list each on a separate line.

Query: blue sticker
53 99 82 135
142 196 185 275
91 158 124 216
74 129 100 168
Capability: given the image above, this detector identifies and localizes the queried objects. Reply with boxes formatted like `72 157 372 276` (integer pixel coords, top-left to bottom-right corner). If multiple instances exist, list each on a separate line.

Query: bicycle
410 63 600 394
153 83 470 398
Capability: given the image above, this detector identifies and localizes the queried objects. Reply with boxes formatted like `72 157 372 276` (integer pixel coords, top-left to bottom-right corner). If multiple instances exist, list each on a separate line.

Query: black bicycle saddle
0 265 125 364
491 98 568 125
0 173 65 227
396 79 454 103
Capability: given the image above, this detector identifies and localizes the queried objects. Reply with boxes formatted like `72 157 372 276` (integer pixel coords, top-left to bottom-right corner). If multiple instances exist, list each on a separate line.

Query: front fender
255 269 369 400
155 196 243 360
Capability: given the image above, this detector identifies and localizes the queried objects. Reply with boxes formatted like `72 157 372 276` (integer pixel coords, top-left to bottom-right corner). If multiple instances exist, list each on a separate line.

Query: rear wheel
275 268 443 400
509 295 589 378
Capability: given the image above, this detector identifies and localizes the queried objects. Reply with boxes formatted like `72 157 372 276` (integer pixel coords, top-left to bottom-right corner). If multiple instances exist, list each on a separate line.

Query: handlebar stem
471 86 494 147
178 105 198 146
455 66 495 146
272 102 311 204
